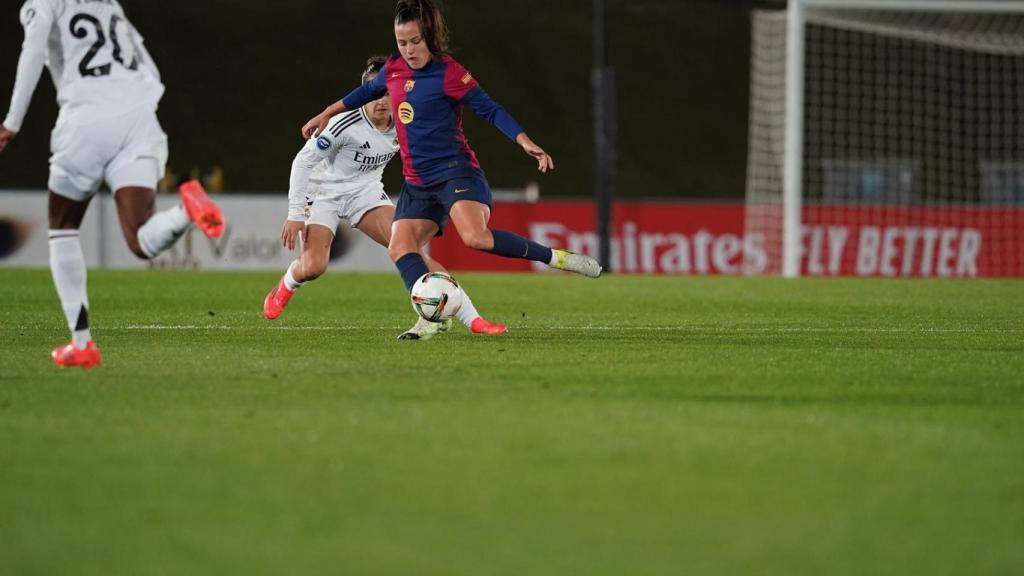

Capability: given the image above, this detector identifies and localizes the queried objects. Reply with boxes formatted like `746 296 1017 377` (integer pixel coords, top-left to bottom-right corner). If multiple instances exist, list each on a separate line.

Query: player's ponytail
395 0 450 55
361 55 388 84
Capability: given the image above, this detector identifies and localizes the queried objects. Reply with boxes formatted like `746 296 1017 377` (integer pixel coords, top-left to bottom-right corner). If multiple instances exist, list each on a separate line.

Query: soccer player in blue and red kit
302 0 602 319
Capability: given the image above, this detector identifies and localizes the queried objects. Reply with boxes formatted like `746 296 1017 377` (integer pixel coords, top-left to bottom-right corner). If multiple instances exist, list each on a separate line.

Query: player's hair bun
361 55 388 84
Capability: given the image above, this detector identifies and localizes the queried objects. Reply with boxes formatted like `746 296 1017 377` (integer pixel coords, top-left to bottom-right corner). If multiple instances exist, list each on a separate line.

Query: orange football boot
470 317 508 335
51 341 102 370
263 277 295 320
178 179 225 238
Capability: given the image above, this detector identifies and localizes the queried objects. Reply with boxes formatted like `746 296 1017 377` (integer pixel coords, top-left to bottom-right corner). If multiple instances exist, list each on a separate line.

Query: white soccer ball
410 272 463 322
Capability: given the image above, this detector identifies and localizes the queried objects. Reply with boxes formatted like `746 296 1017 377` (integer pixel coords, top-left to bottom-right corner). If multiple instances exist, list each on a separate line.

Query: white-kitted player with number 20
1 0 225 369
262 55 506 340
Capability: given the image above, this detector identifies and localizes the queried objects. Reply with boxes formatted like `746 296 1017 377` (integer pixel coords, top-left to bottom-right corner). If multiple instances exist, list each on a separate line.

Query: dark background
0 0 773 198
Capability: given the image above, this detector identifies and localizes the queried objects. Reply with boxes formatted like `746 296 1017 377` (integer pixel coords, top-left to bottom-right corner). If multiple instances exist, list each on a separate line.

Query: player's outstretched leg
449 200 602 278
482 228 602 278
488 230 602 278
48 193 102 369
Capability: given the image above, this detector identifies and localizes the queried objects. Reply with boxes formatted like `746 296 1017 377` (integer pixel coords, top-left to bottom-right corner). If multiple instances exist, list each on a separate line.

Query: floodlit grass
1 269 1022 575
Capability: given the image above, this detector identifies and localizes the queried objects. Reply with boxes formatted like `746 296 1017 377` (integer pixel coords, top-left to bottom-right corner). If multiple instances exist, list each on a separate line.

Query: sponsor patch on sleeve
316 136 331 151
461 72 473 85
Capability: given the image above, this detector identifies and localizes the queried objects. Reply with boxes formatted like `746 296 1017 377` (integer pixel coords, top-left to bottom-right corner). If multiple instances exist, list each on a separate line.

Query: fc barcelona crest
404 80 416 92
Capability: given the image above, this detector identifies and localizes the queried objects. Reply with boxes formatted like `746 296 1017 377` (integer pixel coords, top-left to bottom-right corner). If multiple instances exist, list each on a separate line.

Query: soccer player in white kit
263 56 506 340
0 0 225 369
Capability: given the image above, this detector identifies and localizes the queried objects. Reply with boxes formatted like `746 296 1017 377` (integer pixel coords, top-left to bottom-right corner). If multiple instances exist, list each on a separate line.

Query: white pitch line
118 324 391 331
110 324 1023 334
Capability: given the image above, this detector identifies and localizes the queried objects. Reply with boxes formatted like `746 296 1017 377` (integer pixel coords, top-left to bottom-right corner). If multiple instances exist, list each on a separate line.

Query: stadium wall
2 192 1019 277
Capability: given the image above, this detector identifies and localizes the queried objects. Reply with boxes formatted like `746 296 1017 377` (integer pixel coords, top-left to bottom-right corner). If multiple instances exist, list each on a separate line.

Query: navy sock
395 252 430 293
489 229 553 264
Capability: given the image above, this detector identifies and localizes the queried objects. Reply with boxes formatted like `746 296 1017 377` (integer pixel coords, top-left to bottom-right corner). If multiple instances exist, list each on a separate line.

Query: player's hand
302 112 330 139
0 126 17 154
516 133 554 173
281 220 306 251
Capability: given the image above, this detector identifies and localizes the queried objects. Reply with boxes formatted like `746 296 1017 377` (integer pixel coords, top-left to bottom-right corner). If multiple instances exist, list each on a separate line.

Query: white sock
456 289 480 328
136 204 191 258
49 231 91 349
283 260 303 291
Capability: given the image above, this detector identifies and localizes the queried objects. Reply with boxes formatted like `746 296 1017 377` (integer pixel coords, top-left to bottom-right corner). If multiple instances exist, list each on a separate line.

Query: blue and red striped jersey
341 53 524 187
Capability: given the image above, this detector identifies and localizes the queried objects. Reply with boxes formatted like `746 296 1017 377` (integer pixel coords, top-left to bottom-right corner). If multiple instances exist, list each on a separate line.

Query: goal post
746 0 1024 278
784 0 805 278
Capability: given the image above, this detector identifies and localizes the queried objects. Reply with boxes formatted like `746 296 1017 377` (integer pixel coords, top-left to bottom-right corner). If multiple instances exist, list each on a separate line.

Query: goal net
745 0 1024 278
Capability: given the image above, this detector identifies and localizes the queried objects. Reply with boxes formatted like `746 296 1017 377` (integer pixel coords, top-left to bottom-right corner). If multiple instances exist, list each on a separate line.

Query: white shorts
305 180 393 233
48 108 168 201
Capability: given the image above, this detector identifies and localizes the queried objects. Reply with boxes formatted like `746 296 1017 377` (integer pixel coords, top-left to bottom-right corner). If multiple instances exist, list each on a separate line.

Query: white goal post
746 0 1024 278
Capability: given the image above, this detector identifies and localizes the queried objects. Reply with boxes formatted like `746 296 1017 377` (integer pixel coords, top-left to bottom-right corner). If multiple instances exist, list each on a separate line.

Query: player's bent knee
460 231 493 252
121 219 148 240
295 251 326 281
305 260 328 280
388 243 417 263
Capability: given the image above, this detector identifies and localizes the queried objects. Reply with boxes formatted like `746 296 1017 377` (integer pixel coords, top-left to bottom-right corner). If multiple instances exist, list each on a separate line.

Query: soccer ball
410 272 463 322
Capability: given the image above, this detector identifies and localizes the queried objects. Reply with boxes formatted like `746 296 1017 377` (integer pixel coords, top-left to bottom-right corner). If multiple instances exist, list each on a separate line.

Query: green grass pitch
1 269 1022 575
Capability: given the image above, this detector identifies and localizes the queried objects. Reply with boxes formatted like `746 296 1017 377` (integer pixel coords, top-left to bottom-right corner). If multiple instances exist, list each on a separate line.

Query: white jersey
3 0 164 132
288 107 399 221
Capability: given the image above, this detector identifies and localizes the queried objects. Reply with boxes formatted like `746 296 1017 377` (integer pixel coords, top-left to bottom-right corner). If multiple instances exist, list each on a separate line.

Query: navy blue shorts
394 175 492 236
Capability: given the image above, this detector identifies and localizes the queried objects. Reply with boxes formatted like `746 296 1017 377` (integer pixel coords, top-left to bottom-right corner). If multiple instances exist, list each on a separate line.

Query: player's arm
282 133 343 249
1 1 55 152
282 140 323 250
301 70 388 138
464 87 554 173
447 64 554 173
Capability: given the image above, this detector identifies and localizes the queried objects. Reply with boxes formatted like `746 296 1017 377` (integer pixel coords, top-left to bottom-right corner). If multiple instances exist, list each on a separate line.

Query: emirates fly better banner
2 194 1019 276
428 201 1024 277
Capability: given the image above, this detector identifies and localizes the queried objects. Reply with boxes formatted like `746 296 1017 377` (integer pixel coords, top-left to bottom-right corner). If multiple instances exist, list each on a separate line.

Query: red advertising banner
802 205 1024 278
429 202 755 275
427 201 1024 277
